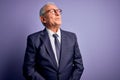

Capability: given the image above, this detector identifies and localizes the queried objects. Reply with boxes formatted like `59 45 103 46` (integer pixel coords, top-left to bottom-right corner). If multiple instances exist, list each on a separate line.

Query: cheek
49 17 55 22
47 15 53 20
45 15 55 23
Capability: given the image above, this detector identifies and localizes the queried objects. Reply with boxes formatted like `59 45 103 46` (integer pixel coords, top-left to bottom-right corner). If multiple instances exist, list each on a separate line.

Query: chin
57 22 62 25
55 24 61 28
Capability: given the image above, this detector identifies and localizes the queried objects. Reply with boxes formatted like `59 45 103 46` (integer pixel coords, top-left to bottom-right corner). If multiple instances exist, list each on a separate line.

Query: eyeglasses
44 9 62 15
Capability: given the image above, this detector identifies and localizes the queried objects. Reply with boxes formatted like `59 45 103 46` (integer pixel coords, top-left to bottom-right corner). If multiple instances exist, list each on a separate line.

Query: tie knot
53 34 58 38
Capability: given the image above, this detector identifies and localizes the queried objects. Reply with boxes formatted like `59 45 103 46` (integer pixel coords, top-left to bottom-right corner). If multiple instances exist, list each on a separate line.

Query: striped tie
53 34 60 64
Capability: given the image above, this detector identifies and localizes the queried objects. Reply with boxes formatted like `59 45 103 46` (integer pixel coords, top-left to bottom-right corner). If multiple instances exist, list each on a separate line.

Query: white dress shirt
46 28 61 65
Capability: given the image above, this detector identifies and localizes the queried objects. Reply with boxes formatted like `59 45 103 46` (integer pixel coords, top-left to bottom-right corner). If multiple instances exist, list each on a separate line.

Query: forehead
44 4 59 11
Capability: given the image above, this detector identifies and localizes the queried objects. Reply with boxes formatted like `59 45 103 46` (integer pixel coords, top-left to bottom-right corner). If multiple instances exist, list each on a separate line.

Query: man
23 2 84 80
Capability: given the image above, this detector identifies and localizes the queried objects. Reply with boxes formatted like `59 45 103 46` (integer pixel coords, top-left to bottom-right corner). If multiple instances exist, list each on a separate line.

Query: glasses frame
43 9 62 15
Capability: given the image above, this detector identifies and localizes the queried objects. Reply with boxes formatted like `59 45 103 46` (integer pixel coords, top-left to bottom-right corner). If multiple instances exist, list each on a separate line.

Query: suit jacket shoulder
27 30 43 39
26 29 46 49
61 29 77 42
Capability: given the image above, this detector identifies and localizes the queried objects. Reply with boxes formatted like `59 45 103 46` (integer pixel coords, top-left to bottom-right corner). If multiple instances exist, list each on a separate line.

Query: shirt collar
46 28 61 38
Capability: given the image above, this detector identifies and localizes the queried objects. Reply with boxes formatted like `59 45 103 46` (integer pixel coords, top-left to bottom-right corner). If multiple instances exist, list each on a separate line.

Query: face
40 4 62 28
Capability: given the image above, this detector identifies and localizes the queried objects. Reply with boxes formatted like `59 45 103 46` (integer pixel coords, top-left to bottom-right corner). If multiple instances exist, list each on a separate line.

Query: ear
40 16 46 23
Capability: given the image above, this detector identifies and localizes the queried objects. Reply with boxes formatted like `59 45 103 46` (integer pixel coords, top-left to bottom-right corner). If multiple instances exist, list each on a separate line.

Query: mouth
55 18 61 21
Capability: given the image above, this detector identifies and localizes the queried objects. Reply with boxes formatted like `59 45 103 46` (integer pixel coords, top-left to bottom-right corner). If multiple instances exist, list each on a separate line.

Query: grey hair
39 2 55 16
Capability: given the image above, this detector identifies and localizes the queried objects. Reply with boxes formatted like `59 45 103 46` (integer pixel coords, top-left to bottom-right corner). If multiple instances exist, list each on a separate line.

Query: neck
46 26 60 33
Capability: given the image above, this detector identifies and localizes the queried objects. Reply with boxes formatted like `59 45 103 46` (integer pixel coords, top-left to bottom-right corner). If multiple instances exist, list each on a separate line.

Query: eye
57 9 62 13
44 9 62 15
50 9 55 14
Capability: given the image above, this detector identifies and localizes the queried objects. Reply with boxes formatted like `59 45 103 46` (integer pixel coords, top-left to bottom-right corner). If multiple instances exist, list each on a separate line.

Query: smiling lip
55 18 61 20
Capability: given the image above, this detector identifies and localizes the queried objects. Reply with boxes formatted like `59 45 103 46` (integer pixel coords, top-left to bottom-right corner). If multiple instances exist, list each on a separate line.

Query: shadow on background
0 1 30 80
0 19 26 80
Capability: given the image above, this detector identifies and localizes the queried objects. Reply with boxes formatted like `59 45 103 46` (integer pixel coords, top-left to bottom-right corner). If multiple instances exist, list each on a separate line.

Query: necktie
53 34 60 64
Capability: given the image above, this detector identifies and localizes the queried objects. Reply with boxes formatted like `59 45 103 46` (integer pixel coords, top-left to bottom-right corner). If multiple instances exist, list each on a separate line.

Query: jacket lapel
40 29 58 69
59 30 68 71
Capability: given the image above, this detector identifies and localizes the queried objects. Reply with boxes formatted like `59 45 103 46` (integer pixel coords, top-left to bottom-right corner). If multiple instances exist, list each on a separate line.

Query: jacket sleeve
71 34 84 80
23 35 45 80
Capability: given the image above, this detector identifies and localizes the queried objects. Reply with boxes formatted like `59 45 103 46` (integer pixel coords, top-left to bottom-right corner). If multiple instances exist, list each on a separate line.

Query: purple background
0 0 120 80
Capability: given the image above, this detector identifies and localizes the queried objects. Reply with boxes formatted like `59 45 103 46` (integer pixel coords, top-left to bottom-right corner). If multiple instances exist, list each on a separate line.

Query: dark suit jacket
23 28 84 80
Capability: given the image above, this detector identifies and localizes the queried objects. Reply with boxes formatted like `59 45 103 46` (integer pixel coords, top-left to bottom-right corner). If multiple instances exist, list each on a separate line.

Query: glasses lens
57 9 62 14
44 9 62 15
